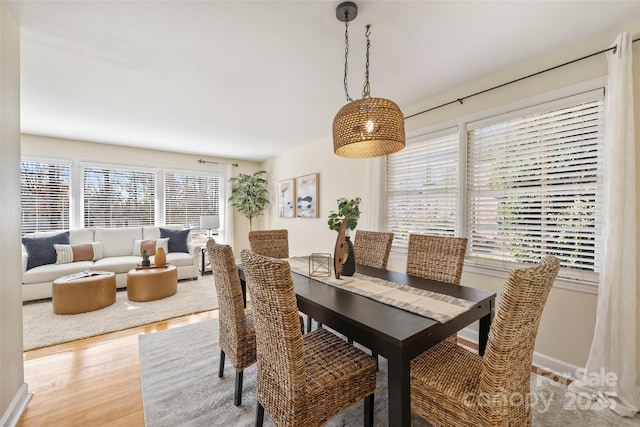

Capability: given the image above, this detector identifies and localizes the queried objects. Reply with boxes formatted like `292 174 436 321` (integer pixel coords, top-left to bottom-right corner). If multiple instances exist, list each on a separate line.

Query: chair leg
218 350 225 377
234 370 244 406
372 351 379 371
306 315 312 333
364 393 374 427
256 401 265 427
317 322 323 329
348 338 354 345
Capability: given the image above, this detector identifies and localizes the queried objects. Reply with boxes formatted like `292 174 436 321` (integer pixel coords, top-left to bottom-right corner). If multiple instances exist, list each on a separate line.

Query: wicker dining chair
354 230 394 269
406 234 468 285
407 234 468 344
410 256 560 427
240 250 377 427
248 229 289 258
207 240 256 406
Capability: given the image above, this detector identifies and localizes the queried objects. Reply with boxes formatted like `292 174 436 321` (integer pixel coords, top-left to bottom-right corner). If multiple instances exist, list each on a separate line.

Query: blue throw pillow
159 228 190 253
22 231 70 270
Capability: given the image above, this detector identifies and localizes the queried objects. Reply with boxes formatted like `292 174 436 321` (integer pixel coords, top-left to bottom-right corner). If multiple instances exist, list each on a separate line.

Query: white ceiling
7 1 640 162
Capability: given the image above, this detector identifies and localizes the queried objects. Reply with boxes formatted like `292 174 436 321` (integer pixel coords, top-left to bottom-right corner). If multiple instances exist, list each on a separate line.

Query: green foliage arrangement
229 170 270 230
328 197 361 232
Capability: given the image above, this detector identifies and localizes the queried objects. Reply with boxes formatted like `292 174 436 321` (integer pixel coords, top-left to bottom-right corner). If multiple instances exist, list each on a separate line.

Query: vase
154 247 167 267
341 235 356 276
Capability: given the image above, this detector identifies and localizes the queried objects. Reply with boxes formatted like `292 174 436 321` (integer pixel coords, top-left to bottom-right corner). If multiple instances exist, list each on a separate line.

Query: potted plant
328 197 361 276
141 249 151 267
228 170 270 230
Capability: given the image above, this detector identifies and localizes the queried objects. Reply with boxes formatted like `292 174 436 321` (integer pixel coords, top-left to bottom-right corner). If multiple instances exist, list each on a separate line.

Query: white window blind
466 90 604 280
21 161 70 234
83 166 155 228
164 171 220 229
386 128 459 250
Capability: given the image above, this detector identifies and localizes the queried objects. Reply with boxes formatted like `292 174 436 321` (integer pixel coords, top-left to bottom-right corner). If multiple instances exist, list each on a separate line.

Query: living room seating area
21 225 200 302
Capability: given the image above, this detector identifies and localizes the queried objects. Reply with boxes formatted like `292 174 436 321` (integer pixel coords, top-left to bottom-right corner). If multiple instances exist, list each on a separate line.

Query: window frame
383 77 606 293
20 157 72 234
163 168 223 240
80 162 157 228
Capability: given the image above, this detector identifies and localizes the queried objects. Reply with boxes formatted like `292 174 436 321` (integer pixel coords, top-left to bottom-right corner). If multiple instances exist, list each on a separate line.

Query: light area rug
139 319 640 427
23 277 218 351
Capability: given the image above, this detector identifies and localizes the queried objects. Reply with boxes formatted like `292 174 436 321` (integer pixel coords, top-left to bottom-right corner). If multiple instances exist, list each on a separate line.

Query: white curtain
568 32 639 417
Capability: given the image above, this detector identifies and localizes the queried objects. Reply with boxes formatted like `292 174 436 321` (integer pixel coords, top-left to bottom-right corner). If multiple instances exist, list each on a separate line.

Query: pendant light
332 2 405 158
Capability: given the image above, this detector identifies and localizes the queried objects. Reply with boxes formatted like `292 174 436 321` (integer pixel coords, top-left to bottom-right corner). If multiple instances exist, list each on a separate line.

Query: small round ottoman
52 272 117 315
126 264 177 302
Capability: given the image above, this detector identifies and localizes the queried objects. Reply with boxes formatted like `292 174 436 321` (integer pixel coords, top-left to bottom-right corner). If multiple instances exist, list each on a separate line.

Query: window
164 171 220 230
386 129 459 250
21 160 70 234
83 165 155 228
467 92 603 279
385 87 604 284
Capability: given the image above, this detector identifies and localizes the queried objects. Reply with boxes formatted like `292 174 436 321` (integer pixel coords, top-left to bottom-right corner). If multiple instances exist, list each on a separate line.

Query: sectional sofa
21 225 200 302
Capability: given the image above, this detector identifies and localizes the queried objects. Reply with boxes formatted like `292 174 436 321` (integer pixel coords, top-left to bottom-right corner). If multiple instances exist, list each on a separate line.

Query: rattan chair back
240 249 376 427
406 234 468 285
207 240 255 371
354 230 394 269
248 229 289 258
240 250 306 412
477 256 560 424
410 256 560 427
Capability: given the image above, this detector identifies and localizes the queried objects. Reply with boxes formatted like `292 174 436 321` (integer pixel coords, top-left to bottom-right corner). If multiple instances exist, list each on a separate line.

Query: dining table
238 262 496 427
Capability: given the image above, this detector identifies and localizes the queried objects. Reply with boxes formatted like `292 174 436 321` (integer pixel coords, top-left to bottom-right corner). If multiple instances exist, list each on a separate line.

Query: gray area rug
23 276 218 351
139 319 640 427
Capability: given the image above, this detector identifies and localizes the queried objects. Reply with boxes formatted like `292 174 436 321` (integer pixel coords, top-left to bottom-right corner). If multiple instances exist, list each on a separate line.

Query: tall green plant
229 170 269 230
328 197 361 232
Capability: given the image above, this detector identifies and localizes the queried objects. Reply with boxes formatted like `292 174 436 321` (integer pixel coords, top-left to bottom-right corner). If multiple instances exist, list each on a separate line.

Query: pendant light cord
343 17 353 102
363 25 371 97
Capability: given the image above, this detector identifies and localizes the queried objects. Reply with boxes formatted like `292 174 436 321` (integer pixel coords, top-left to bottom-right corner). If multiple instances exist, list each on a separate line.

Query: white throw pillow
54 242 103 264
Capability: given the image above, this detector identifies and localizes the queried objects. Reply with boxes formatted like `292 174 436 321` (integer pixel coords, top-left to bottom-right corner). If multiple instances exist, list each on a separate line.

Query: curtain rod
198 159 239 167
405 37 640 120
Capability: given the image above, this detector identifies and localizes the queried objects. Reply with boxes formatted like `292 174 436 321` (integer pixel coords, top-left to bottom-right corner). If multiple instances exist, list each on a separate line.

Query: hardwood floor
18 310 219 427
18 312 569 426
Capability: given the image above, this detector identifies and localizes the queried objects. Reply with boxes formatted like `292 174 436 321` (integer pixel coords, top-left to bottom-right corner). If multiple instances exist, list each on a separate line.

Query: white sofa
22 226 200 302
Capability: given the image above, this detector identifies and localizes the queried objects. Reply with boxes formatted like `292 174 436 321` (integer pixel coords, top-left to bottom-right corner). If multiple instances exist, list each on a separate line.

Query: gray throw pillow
159 228 190 253
22 231 70 270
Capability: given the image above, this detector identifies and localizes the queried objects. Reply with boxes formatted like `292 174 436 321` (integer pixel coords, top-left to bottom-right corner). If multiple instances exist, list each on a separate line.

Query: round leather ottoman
126 264 177 302
52 272 117 315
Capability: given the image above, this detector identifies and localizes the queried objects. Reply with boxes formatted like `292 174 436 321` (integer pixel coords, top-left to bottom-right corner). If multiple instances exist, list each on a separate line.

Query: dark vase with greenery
328 197 361 276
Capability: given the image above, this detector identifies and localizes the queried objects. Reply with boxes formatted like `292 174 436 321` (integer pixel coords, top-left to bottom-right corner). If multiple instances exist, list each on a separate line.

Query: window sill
462 264 598 295
389 251 598 295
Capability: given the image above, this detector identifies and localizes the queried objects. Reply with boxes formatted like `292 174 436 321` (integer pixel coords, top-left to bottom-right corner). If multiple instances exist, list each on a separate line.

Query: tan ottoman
52 272 117 315
126 264 177 302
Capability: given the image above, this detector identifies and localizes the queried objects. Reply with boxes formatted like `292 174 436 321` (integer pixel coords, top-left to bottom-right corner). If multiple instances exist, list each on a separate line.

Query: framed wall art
296 173 318 218
278 178 296 218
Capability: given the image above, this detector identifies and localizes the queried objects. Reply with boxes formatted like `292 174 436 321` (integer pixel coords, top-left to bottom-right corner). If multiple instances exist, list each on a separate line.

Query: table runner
287 257 475 323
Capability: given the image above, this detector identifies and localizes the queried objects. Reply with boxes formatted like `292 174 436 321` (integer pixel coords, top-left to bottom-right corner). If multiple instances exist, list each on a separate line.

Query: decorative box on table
309 253 332 277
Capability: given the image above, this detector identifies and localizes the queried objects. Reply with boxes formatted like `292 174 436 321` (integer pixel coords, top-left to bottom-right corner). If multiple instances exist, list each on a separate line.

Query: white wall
262 24 640 375
21 134 261 256
0 2 30 425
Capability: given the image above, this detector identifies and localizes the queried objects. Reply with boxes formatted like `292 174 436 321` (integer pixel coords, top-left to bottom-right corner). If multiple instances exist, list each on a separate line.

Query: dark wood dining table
238 263 495 427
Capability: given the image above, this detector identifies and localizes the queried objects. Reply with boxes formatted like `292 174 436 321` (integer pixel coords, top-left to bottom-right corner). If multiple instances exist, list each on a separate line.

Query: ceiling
7 1 640 162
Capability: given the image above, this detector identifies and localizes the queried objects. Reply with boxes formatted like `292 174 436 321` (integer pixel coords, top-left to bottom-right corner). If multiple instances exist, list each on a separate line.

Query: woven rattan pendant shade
333 96 405 158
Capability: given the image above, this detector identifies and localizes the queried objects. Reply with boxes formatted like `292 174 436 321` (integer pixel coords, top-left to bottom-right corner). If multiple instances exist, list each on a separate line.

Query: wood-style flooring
17 310 568 427
18 310 219 427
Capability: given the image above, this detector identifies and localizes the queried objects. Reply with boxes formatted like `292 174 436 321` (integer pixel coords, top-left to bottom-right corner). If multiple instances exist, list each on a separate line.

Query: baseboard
0 383 32 427
457 327 581 382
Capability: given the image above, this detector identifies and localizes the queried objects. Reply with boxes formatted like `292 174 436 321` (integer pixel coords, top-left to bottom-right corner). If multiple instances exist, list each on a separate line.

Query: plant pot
141 260 151 267
341 235 356 276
